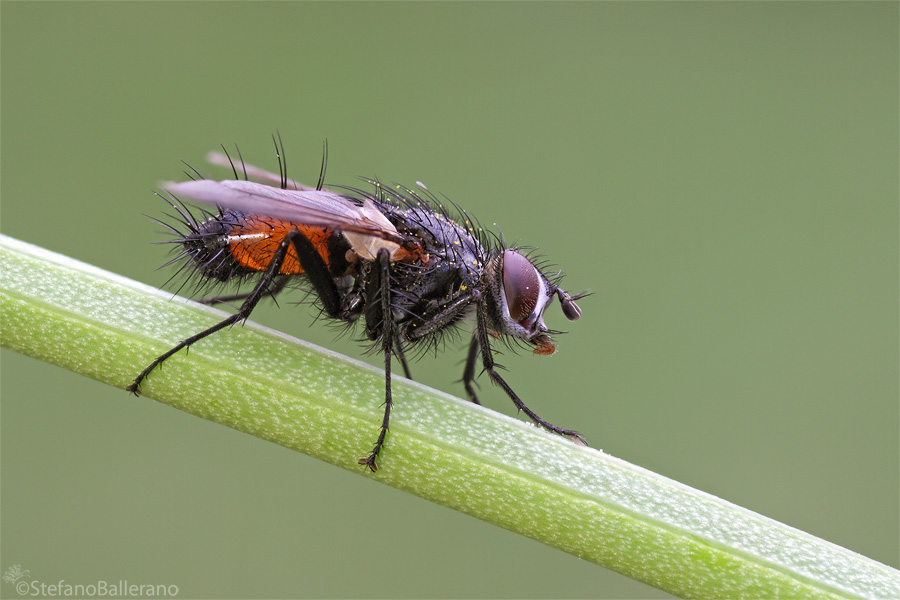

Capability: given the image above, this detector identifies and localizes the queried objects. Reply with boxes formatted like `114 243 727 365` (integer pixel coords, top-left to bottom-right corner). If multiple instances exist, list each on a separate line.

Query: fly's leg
359 248 394 472
197 276 290 306
474 298 587 446
462 334 482 405
128 229 341 394
403 293 481 403
404 292 477 342
394 341 413 380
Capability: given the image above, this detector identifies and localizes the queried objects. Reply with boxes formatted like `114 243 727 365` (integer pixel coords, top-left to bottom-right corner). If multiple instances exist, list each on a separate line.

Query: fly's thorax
400 206 484 288
379 205 486 335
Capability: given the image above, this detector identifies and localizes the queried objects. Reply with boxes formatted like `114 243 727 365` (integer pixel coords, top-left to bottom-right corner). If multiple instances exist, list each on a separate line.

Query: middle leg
358 248 395 472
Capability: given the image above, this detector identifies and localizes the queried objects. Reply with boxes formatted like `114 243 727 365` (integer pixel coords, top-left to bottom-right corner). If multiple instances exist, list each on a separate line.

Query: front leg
461 334 482 405
474 299 586 446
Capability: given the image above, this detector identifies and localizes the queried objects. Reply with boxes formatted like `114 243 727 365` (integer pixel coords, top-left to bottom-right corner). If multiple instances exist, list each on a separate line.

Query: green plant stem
1 234 897 599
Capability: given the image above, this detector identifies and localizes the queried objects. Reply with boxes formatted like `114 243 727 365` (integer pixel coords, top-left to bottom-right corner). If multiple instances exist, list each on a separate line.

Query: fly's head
484 249 584 355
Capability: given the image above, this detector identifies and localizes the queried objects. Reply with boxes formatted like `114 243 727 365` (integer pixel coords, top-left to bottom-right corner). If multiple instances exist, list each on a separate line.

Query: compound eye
502 250 541 322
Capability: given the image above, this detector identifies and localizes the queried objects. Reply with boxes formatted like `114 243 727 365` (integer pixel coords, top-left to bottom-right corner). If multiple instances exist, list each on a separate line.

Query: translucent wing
163 179 405 260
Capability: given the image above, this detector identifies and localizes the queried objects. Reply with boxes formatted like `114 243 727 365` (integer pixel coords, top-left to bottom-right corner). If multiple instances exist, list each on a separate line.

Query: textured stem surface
2 234 897 599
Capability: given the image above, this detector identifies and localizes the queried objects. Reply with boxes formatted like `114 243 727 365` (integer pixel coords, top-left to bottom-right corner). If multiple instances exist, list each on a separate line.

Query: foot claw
358 455 378 472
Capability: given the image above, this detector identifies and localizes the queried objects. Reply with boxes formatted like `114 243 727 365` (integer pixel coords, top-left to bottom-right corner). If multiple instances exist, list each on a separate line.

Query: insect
128 139 587 471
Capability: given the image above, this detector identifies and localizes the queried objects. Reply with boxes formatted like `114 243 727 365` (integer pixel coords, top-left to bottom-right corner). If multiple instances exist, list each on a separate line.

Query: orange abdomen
226 216 333 275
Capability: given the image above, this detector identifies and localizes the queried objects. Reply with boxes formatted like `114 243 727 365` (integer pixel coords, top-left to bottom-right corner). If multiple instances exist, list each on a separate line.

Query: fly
128 139 588 471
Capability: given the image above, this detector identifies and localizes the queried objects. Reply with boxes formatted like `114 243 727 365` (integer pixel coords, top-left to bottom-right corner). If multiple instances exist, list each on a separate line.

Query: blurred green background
2 3 897 598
